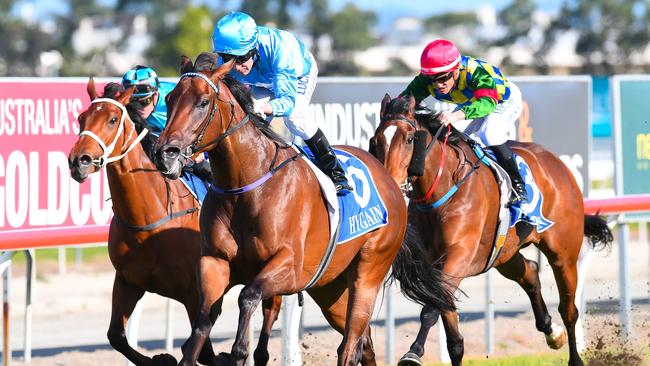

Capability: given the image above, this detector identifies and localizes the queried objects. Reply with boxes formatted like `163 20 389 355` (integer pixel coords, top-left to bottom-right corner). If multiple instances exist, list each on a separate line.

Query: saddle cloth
180 171 208 205
297 146 389 245
472 144 555 271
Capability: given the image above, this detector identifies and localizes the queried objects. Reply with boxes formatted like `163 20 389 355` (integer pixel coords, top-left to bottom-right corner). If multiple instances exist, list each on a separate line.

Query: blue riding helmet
212 11 259 56
122 65 160 98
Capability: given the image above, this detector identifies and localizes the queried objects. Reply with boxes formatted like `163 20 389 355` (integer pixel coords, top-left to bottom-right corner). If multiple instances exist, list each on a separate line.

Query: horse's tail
584 214 614 252
388 221 456 312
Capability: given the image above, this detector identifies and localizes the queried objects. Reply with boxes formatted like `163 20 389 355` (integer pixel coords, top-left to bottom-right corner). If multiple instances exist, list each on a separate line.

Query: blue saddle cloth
302 147 389 244
481 148 555 232
180 171 208 205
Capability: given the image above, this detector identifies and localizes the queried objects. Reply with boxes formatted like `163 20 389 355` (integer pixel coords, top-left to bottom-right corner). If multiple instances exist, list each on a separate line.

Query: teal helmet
212 12 259 56
121 65 160 98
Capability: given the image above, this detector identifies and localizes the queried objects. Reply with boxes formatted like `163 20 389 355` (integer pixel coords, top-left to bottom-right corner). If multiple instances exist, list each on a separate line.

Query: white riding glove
253 99 267 119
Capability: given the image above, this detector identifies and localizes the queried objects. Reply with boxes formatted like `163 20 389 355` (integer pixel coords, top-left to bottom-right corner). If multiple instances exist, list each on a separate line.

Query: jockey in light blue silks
212 11 352 195
121 65 212 183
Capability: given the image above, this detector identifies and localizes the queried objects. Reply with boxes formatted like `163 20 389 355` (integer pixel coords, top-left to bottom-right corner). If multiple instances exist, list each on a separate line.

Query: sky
17 0 566 27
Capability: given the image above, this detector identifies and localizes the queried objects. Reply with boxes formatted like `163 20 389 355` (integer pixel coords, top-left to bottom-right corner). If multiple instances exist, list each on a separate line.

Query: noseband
79 98 149 168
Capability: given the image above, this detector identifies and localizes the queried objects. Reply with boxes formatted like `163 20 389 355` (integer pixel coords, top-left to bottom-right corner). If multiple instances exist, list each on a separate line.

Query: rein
180 72 302 196
411 124 451 203
79 98 149 168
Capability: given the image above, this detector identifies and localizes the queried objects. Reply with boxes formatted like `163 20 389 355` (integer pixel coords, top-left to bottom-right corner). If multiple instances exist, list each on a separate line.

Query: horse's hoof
211 352 233 366
152 353 177 366
545 322 567 350
398 352 423 366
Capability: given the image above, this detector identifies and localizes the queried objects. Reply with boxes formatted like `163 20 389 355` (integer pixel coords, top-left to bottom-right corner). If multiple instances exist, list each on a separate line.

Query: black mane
387 97 462 145
191 52 289 145
99 82 156 159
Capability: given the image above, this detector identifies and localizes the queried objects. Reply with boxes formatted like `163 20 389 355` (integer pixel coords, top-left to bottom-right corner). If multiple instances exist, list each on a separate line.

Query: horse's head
154 53 236 179
373 94 422 193
68 78 137 182
373 94 450 196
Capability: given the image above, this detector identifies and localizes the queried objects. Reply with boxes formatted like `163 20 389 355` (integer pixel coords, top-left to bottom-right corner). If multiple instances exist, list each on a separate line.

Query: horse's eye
406 135 414 144
199 99 210 108
109 116 117 124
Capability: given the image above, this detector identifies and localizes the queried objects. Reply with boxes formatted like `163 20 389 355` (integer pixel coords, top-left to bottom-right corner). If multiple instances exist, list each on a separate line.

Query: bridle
177 72 250 162
176 72 302 196
79 98 149 168
379 114 450 199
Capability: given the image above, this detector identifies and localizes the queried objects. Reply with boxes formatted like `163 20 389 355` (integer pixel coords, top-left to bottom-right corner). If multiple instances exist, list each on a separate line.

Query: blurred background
4 0 650 78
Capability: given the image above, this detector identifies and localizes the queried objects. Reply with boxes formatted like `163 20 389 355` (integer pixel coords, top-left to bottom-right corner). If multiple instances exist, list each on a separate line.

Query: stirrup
509 185 529 205
335 181 353 196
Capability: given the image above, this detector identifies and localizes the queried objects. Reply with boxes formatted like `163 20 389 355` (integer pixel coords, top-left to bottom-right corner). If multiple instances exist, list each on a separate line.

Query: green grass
9 246 108 264
427 354 568 366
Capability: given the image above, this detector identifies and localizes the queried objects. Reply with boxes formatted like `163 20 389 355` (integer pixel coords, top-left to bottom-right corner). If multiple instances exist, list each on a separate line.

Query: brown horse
152 53 455 366
372 95 613 366
68 79 282 366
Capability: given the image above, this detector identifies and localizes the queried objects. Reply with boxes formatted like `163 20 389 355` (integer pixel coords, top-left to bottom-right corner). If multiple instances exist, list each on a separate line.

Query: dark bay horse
153 54 455 366
68 79 282 366
372 95 613 366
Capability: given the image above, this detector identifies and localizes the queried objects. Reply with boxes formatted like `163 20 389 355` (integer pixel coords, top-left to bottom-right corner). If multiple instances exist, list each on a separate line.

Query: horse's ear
180 55 193 75
213 59 235 78
117 87 135 106
87 77 98 100
406 94 416 112
380 93 391 118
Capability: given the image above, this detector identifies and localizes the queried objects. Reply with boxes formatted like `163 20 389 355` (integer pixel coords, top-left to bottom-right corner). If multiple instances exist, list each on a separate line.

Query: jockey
121 65 212 183
211 11 353 195
400 39 528 204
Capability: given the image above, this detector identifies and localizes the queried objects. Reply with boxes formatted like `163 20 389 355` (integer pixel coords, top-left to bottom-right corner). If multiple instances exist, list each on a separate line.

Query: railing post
385 287 394 365
618 222 632 339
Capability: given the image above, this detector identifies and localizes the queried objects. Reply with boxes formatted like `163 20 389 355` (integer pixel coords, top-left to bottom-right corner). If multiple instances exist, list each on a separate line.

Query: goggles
427 71 455 84
131 95 154 108
220 52 253 65
133 84 157 96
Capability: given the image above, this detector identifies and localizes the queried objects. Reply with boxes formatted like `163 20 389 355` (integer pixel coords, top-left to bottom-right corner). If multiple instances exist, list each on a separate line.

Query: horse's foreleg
107 274 158 366
309 274 377 366
178 256 229 366
398 305 441 366
496 253 558 339
231 253 296 366
253 296 282 366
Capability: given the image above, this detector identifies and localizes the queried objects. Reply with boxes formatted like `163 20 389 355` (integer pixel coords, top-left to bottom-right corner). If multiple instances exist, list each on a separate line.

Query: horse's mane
101 82 157 159
191 52 290 145
388 96 462 145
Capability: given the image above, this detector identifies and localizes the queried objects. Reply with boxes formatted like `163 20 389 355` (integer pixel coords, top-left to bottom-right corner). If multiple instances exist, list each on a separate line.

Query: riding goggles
427 71 455 84
219 52 253 65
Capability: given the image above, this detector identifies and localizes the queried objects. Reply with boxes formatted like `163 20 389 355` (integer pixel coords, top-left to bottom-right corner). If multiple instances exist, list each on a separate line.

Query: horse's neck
106 143 174 225
207 121 281 190
416 141 467 201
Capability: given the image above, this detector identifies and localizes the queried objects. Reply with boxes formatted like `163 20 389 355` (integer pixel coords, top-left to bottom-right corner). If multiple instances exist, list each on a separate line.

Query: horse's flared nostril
79 154 93 167
162 146 180 160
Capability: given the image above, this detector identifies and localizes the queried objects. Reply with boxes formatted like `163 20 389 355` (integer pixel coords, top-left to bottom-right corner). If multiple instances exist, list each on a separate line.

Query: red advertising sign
0 78 116 249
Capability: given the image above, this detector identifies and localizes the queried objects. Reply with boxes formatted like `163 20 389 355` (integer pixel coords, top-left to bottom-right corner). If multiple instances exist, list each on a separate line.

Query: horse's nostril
162 146 180 160
79 154 93 167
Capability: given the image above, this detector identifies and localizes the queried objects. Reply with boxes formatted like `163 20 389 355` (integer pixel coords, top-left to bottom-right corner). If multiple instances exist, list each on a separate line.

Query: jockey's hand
440 110 466 126
253 99 268 119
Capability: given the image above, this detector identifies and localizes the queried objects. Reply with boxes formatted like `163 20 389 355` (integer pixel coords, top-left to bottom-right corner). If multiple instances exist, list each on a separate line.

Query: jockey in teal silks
400 39 528 204
121 65 212 183
212 11 352 195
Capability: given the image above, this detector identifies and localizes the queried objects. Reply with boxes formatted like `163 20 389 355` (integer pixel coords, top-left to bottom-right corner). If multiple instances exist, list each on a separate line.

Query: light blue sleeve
264 28 313 117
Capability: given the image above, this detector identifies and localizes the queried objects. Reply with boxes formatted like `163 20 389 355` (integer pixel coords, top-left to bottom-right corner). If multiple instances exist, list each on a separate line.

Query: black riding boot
491 143 528 205
306 129 353 195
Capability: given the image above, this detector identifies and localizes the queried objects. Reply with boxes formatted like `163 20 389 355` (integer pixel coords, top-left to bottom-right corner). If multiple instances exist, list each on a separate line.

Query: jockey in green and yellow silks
400 39 528 204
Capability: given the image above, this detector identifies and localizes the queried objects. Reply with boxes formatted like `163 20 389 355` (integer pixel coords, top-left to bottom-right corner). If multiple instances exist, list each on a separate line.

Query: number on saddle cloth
300 145 390 244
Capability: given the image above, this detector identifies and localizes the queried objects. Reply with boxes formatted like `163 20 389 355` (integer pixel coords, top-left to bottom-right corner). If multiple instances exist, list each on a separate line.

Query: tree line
1 0 650 77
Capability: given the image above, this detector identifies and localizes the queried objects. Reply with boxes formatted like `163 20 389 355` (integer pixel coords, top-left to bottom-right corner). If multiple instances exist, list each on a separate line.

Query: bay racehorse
153 53 455 366
68 79 282 366
371 94 613 366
